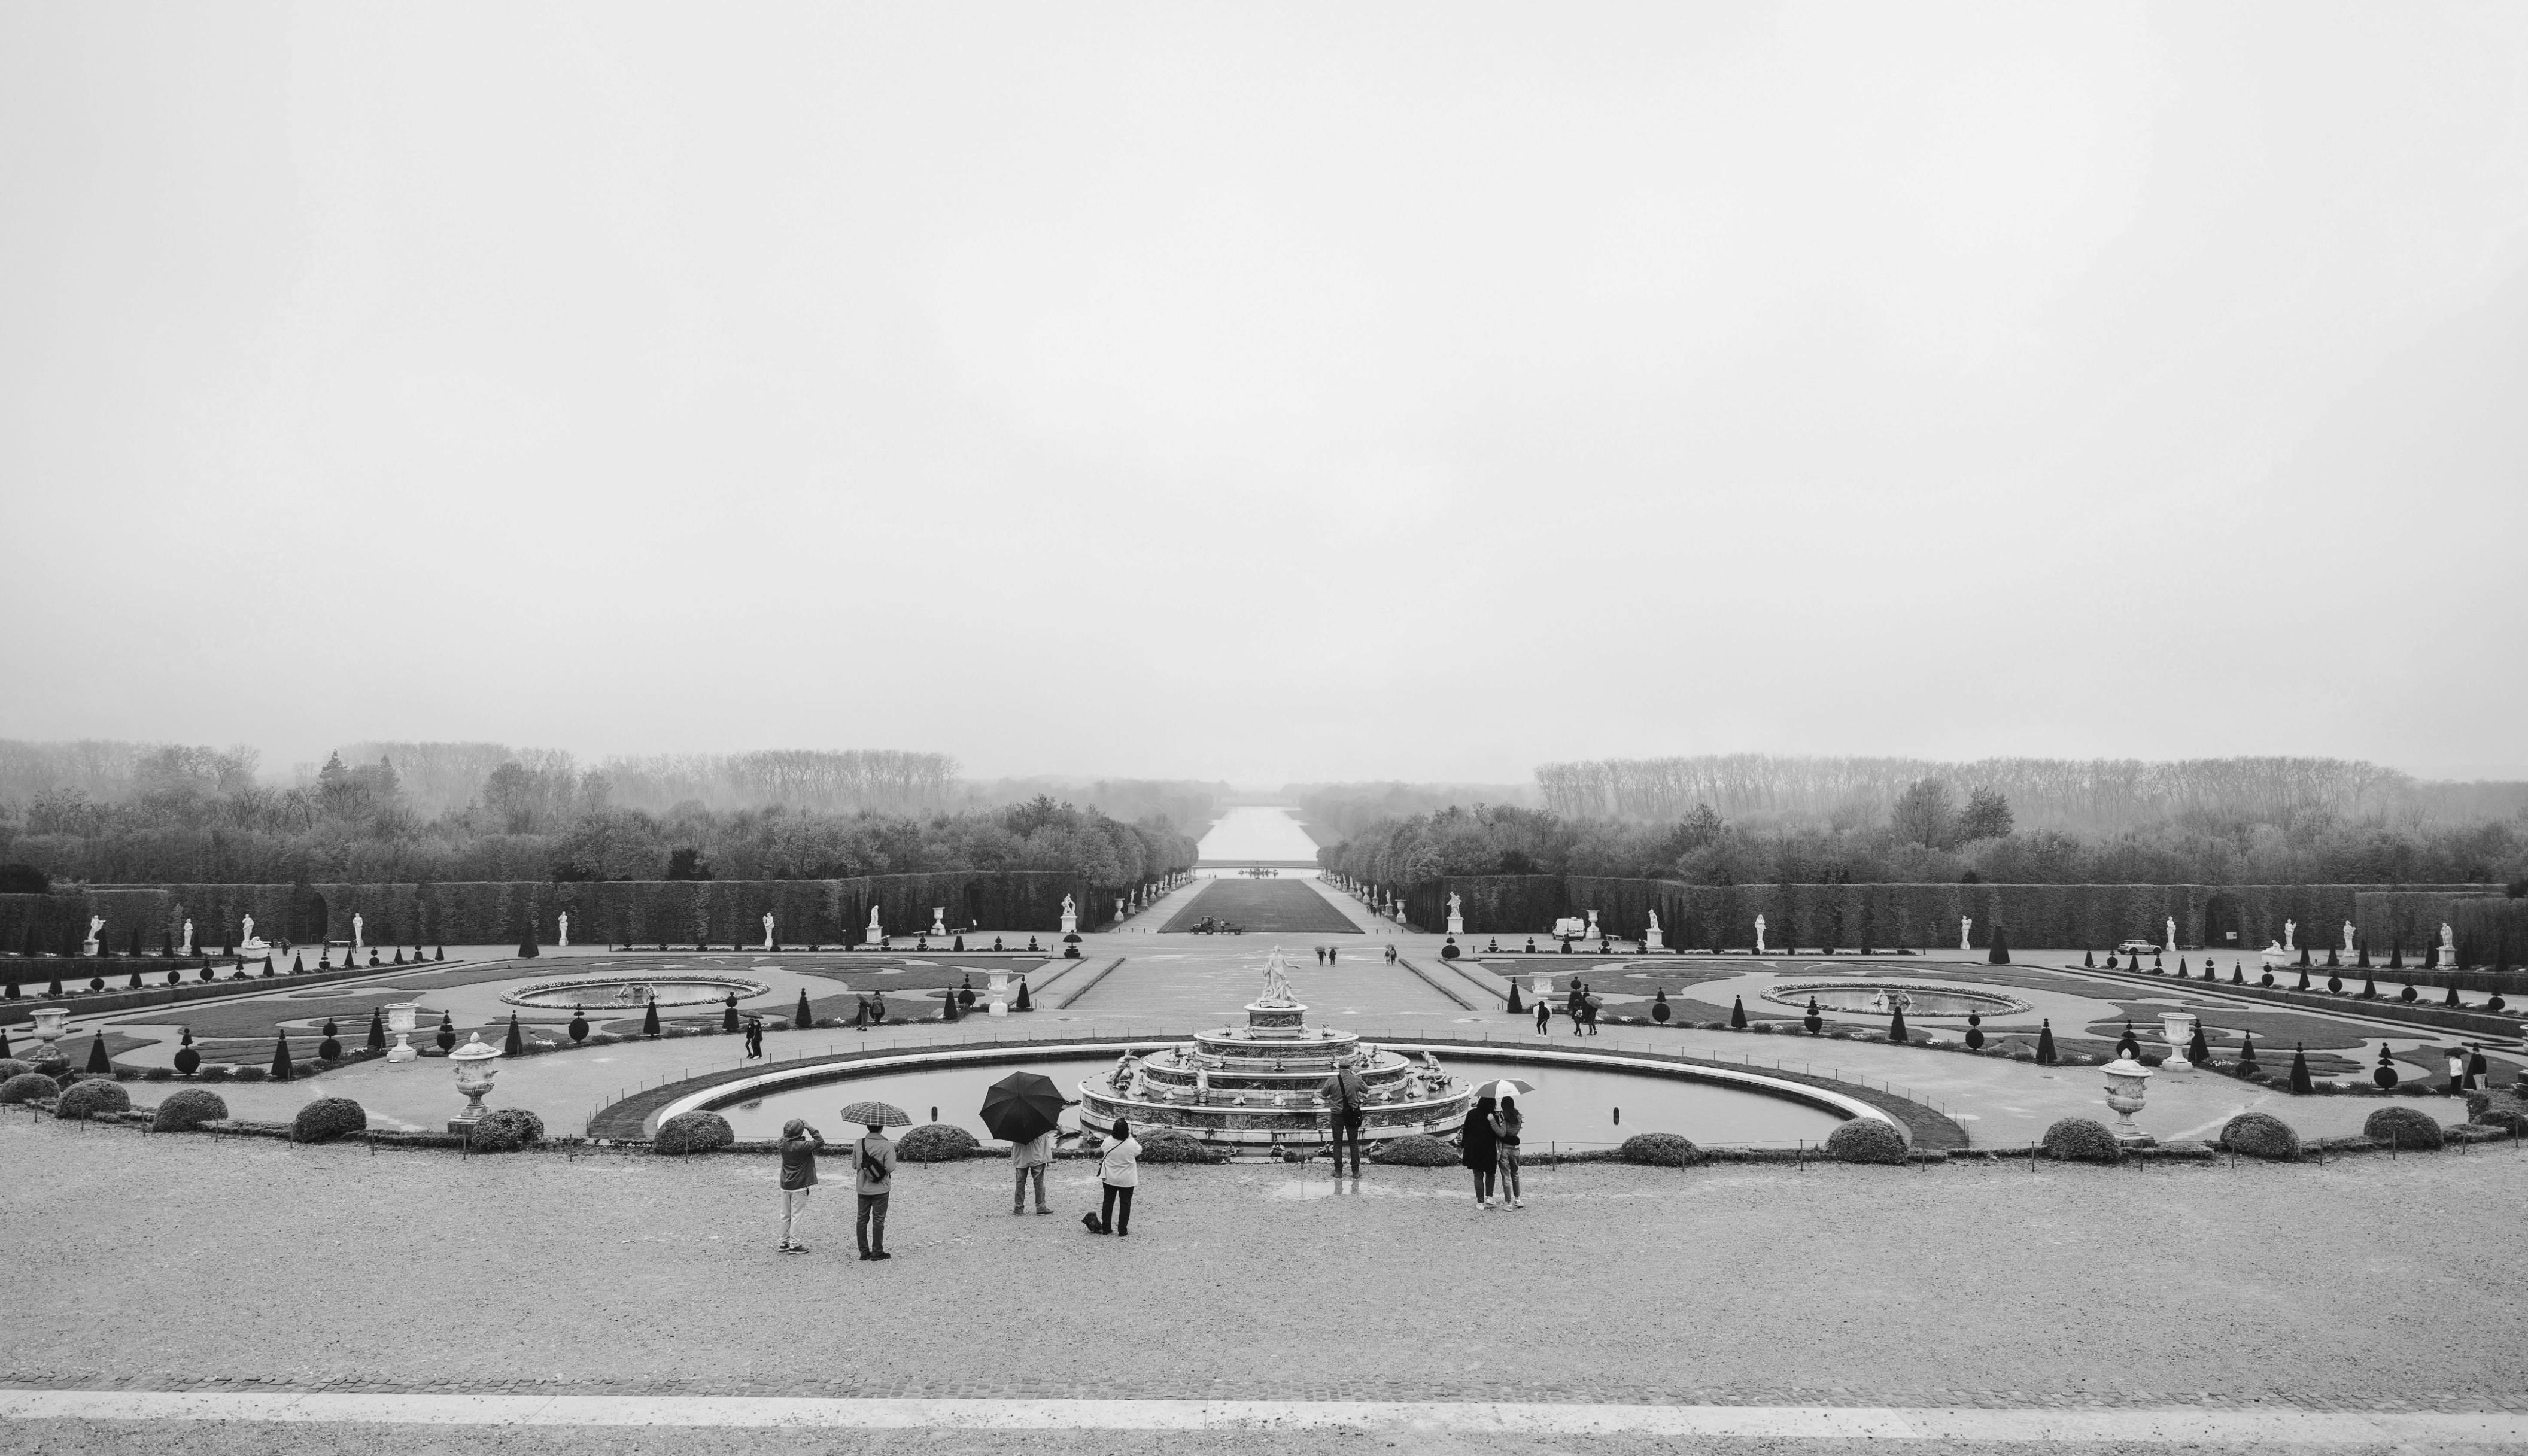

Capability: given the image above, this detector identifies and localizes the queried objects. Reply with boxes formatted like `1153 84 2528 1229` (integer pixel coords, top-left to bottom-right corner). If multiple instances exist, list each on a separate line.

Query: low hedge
1825 1118 1910 1165
0 1059 34 1081
292 1097 367 1143
0 1071 57 1104
897 1123 981 1162
1618 1132 1706 1167
469 1108 545 1153
652 1111 734 1156
1139 1130 1227 1164
54 1079 132 1120
1369 1133 1460 1166
2041 1117 2122 1163
151 1088 229 1132
2362 1105 2445 1151
2218 1112 2301 1160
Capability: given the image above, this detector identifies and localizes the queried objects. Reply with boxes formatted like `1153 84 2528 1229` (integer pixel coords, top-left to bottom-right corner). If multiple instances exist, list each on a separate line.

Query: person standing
1460 1096 1499 1208
1328 946 1338 966
1582 991 1600 1037
2467 1044 2490 1092
778 1118 824 1253
744 1016 765 1060
1317 1054 1369 1177
1533 997 1551 1035
1569 980 1588 1038
1011 1118 1074 1215
1490 1096 1524 1210
1315 946 1326 966
1093 1119 1142 1236
853 1120 898 1261
2446 1046 2468 1096
870 989 888 1026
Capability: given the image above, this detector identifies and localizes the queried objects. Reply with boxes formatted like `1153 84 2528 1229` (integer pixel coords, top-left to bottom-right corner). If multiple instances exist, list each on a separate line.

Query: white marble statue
557 912 569 948
2342 920 2356 955
755 911 772 950
180 919 194 955
1257 947 1299 1007
352 913 364 950
85 914 105 949
1061 894 1077 917
866 905 884 942
239 914 257 947
1754 914 1767 954
1960 917 1972 952
1447 892 1463 918
2165 916 2177 954
2441 922 2458 962
1110 1053 1134 1091
2283 920 2296 952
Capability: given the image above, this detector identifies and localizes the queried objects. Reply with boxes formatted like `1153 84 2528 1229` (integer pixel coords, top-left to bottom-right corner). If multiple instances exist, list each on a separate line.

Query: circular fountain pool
500 973 773 1010
1764 981 2026 1018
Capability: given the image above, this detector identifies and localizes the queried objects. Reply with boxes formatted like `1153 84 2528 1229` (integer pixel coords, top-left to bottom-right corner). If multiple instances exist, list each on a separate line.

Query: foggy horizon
7 5 2526 786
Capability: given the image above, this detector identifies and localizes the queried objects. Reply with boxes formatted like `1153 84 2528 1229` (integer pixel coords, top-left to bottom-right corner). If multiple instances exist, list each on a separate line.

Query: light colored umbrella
838 1100 911 1127
1470 1078 1535 1101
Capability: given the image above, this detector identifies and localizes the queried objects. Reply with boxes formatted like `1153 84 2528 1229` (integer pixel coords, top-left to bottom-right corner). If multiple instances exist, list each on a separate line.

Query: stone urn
2100 1054 2155 1147
384 1002 421 1063
2158 1013 2198 1071
988 968 1010 1017
448 1032 502 1133
26 1005 71 1073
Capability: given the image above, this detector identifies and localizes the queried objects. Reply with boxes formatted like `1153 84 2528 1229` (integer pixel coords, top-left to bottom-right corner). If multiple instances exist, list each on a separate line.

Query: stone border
496 972 771 1011
1760 980 2031 1019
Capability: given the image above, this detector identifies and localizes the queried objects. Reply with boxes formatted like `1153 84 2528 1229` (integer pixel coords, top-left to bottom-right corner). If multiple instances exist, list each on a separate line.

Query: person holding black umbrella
983 1071 1078 1215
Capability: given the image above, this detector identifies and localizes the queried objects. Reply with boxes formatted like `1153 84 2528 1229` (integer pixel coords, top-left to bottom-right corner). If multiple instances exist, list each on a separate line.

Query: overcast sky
3 3 2523 787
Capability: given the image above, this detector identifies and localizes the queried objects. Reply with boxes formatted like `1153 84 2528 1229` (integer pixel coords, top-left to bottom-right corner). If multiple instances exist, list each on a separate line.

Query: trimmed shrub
143 1065 174 1081
0 1071 58 1104
2362 1105 2445 1151
292 1096 367 1142
0 1058 33 1081
2472 1107 2526 1133
198 1064 233 1082
1139 1131 1226 1164
152 1088 229 1131
1369 1132 1459 1166
1825 1118 1910 1165
897 1122 982 1162
651 1111 734 1156
54 1078 132 1120
233 1065 268 1083
2041 1117 2122 1163
1619 1131 1706 1167
469 1107 545 1152
2219 1112 2301 1160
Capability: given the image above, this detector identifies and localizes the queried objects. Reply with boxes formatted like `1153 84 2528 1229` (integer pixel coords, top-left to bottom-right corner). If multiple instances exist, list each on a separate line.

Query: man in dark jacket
1318 1055 1369 1176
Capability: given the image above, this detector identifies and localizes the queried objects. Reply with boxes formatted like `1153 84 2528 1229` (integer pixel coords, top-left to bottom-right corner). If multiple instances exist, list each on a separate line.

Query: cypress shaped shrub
151 1088 228 1131
1368 1133 1457 1166
2362 1105 2443 1151
1619 1131 1705 1166
897 1123 981 1162
2034 1019 2057 1064
0 1071 58 1104
1825 1119 1909 1164
54 1078 131 1120
2219 1112 2301 1160
2041 1117 2120 1163
293 1096 367 1142
469 1107 545 1152
652 1111 734 1155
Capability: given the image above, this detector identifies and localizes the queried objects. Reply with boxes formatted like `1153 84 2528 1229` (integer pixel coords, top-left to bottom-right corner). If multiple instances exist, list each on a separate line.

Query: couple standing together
776 1117 898 1260
1461 1095 1524 1208
1003 1095 1138 1236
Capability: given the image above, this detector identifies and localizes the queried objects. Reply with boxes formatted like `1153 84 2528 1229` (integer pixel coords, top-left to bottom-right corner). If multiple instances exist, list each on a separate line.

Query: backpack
858 1139 889 1183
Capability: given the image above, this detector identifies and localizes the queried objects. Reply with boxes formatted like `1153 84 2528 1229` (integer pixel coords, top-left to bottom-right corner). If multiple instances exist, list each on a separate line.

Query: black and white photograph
2 5 2525 1454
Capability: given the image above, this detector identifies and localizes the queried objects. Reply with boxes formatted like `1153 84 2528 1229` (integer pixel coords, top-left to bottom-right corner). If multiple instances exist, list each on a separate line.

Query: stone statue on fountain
1257 947 1299 1007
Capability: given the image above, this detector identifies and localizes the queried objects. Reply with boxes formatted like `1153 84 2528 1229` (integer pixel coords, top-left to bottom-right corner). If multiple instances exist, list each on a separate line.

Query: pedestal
988 969 1010 1016
387 1038 417 1063
80 938 99 958
1445 914 1464 936
1060 912 1079 937
1643 928 1664 951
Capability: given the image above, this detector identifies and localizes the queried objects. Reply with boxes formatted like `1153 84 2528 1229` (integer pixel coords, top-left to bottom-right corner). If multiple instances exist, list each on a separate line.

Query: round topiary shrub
2474 1107 2527 1133
467 1107 545 1151
292 1096 367 1143
232 1065 267 1083
2041 1117 2122 1163
197 1063 233 1082
151 1088 229 1132
1140 1130 1226 1164
651 1110 734 1156
1368 1132 1460 1166
54 1078 132 1120
0 1058 34 1081
1618 1131 1706 1166
896 1122 981 1162
2218 1111 2301 1160
2363 1105 2445 1151
1825 1118 1910 1165
1 1071 59 1105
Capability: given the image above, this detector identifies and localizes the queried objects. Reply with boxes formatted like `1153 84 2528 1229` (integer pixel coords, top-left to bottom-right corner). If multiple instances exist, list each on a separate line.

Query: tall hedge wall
2365 892 2528 970
3 872 1116 952
1415 876 2489 952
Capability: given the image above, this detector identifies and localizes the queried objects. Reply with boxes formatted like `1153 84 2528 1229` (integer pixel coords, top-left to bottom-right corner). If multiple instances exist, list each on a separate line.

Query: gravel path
4 1118 2519 1411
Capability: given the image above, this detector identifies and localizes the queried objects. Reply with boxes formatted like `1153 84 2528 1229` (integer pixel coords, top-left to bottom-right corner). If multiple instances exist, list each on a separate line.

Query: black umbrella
979 1071 1068 1144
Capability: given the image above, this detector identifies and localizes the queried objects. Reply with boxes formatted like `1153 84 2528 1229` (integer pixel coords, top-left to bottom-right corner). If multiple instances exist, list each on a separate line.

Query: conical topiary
436 1013 455 1053
2230 962 2244 985
1988 923 2010 965
2297 945 2311 968
435 945 446 962
2187 1020 2210 1065
2176 957 2189 979
366 1008 386 1053
127 966 143 989
1505 981 1524 1014
392 948 405 966
569 1006 588 1043
2326 946 2340 968
2235 1032 2258 1075
941 986 961 1022
263 954 275 977
1013 978 1032 1012
2082 948 2095 968
2289 1044 2312 1095
2035 1019 2057 1064
2115 1022 2140 1059
269 1031 294 1081
292 954 305 975
2295 968 2310 991
1964 1010 1984 1050
85 1029 111 1074
1730 995 1747 1029
503 1011 524 1056
2388 941 2404 970
643 999 662 1038
2361 975 2378 999
1887 1004 1909 1043
2356 941 2371 969
794 987 813 1028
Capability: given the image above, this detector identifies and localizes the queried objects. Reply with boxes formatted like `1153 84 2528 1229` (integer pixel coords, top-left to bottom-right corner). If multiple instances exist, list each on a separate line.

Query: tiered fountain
1075 947 1473 1152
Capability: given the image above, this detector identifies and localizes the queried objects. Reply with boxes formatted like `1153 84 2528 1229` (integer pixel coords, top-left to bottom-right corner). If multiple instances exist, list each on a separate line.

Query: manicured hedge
1825 1118 1910 1164
2218 1112 2301 1160
1139 1131 1227 1164
652 1111 734 1156
2362 1105 2445 1151
0 1071 57 1104
469 1107 545 1152
53 1078 130 1120
293 1097 367 1142
2041 1117 2122 1163
151 1089 229 1131
1618 1131 1706 1167
896 1123 982 1162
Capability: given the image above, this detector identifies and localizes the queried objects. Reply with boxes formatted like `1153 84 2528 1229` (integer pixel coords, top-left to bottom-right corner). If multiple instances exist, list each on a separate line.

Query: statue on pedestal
2283 920 2297 953
1754 914 1767 954
557 912 569 948
2165 916 2177 955
1644 910 1664 950
1959 917 1972 952
2342 920 2356 955
1257 947 1299 1007
2441 922 2459 965
83 915 104 956
865 906 884 943
762 911 776 950
353 913 364 950
180 919 194 955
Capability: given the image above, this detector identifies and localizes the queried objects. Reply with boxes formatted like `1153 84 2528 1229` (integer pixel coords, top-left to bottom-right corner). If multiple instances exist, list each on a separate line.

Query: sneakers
1034 1207 1053 1215
867 1251 891 1261
780 1243 809 1254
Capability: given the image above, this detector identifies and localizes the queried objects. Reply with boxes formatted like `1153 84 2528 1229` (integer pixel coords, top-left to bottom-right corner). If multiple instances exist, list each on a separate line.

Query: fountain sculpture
1075 947 1473 1152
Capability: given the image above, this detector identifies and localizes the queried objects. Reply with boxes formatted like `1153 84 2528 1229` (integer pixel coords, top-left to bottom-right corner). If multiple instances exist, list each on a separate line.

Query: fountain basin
1763 981 2026 1018
500 974 773 1010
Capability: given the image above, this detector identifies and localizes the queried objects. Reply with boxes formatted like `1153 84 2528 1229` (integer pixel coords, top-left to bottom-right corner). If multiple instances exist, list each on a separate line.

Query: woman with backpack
1088 1118 1141 1236
1460 1095 1499 1208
